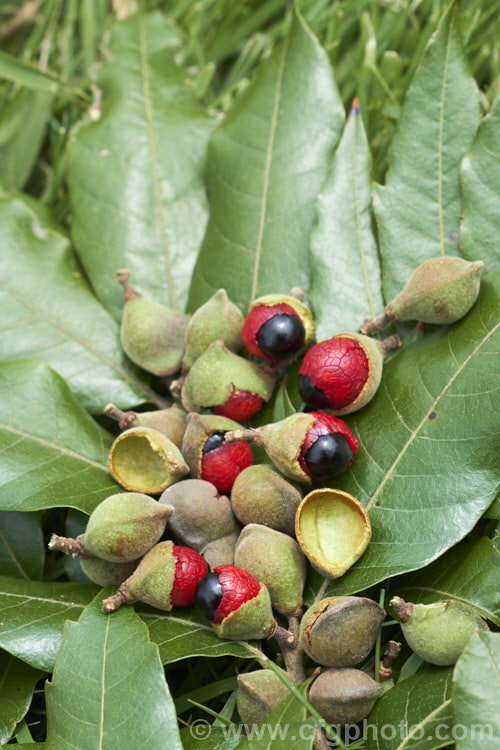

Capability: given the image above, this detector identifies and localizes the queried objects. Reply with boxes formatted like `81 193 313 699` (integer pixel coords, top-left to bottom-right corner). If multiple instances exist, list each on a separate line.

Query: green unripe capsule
236 670 289 725
48 493 173 563
117 269 188 376
391 596 489 666
79 557 139 587
182 289 244 372
231 465 302 536
362 257 484 333
234 524 306 616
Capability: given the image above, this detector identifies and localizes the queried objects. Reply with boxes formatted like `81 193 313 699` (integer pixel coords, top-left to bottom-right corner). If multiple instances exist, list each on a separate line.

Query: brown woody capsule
309 668 383 725
160 479 239 567
300 596 385 667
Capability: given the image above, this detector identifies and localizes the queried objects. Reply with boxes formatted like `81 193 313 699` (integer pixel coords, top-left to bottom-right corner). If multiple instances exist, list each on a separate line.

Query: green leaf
44 592 183 750
0 51 87 99
366 668 453 750
0 89 52 189
0 512 44 580
485 493 500 519
144 609 257 665
452 631 500 750
309 101 384 338
0 651 44 746
325 272 500 595
175 677 237 715
67 12 216 318
395 537 500 625
460 94 500 272
180 727 240 750
187 10 344 313
0 361 119 514
373 8 480 303
0 577 96 671
0 191 160 413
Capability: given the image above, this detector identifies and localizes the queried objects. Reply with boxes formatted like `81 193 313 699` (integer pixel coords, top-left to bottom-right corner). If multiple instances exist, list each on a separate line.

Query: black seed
299 374 329 408
304 433 353 478
195 572 223 620
202 432 225 454
429 412 437 421
257 313 305 359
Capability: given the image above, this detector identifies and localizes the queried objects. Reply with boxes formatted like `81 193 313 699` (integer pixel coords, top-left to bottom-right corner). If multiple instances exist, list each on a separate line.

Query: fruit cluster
48 256 486 728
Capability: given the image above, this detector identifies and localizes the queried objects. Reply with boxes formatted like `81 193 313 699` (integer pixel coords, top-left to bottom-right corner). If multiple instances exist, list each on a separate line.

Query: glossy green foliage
188 10 344 313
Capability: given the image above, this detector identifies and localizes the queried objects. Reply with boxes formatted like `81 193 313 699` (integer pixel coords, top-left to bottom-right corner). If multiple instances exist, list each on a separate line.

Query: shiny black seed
299 374 329 408
202 432 225 454
304 433 353 478
257 313 305 359
195 572 223 620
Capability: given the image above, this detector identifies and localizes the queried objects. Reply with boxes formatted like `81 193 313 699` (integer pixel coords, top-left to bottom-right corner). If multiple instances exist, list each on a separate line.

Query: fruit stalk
360 312 391 335
48 533 92 558
379 640 401 681
381 334 401 356
104 403 137 429
272 615 306 686
224 428 258 443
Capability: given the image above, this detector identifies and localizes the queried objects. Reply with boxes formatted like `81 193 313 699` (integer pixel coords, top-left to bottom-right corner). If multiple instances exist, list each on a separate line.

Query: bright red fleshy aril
211 565 261 624
201 439 254 495
212 387 264 421
242 302 300 360
299 337 369 409
171 546 209 607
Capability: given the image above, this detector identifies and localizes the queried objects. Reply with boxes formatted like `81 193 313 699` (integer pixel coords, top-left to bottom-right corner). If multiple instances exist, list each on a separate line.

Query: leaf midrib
367 319 500 510
0 526 30 580
0 424 108 471
138 15 177 311
352 112 376 318
250 29 289 302
0 280 160 405
437 13 453 256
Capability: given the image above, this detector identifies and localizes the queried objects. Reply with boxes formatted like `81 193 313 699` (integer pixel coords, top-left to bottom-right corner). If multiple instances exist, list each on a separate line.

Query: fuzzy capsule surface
391 597 489 666
84 492 173 562
234 524 306 616
309 668 383 725
230 465 302 536
182 289 244 372
181 340 275 420
236 671 289 725
198 565 275 641
160 479 239 567
118 271 188 376
300 596 385 667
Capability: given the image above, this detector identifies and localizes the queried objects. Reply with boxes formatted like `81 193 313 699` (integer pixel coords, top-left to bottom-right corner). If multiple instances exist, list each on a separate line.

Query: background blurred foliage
0 0 499 219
